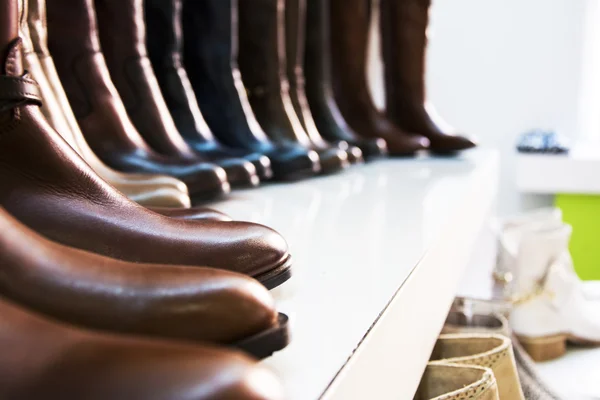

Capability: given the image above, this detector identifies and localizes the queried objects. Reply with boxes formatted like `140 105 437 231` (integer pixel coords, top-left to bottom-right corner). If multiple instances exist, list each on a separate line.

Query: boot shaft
0 0 22 76
95 0 146 59
380 0 429 108
513 224 572 294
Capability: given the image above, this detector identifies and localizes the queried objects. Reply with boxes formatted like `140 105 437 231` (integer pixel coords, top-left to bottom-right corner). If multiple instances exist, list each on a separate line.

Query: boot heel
517 334 567 362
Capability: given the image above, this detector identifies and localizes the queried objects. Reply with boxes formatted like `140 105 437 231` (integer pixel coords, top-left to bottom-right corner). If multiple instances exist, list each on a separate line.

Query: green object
556 194 600 280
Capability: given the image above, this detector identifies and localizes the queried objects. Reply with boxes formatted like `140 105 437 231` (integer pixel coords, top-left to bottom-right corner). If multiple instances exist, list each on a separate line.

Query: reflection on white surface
212 152 485 400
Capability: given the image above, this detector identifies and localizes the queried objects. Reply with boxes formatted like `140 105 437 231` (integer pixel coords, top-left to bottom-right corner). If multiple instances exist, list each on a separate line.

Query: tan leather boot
414 363 499 400
430 334 524 400
24 0 193 208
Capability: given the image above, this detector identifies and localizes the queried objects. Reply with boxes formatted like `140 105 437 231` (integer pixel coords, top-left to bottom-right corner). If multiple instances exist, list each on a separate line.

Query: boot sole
233 313 290 359
255 254 293 290
517 333 600 362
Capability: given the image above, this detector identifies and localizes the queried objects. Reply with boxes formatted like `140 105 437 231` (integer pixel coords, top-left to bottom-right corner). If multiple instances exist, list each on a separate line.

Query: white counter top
212 150 499 400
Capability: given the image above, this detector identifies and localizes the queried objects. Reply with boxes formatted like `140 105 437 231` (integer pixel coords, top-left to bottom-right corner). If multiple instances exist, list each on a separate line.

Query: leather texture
26 0 193 208
0 35 292 285
46 0 231 199
95 0 259 189
430 334 524 400
415 363 499 400
286 0 363 165
238 0 348 175
151 206 232 222
329 0 429 156
181 0 320 181
0 295 285 400
144 0 273 181
303 0 387 161
0 205 276 344
380 0 476 154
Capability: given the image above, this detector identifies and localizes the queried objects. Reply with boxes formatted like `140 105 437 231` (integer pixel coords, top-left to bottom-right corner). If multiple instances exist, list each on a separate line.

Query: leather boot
94 0 259 189
238 0 350 175
443 310 561 400
0 206 288 356
25 0 195 208
23 1 236 219
430 334 524 400
304 0 387 161
46 0 231 199
508 225 600 361
285 0 363 165
0 296 285 399
0 5 292 289
329 0 429 156
181 0 320 182
415 364 499 400
144 0 273 182
380 0 477 154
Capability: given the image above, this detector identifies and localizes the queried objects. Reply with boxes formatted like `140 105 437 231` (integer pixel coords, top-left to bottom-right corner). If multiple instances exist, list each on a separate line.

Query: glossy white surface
212 150 499 400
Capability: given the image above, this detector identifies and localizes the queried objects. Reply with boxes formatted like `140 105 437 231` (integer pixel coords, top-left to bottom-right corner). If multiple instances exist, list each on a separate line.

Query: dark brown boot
303 0 388 161
329 0 430 156
0 0 291 289
285 0 363 165
46 0 230 198
238 0 349 174
380 0 476 154
0 295 285 399
0 206 288 357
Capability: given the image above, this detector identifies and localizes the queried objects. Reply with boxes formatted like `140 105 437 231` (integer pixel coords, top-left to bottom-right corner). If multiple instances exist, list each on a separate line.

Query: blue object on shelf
516 129 570 154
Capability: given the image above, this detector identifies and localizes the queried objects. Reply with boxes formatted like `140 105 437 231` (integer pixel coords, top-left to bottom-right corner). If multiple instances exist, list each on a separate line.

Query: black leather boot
144 0 273 181
94 0 259 189
182 0 320 181
304 0 387 160
285 0 363 165
238 0 349 175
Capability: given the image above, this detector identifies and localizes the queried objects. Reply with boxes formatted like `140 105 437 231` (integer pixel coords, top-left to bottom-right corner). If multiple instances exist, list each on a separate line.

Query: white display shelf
517 145 600 194
211 150 499 400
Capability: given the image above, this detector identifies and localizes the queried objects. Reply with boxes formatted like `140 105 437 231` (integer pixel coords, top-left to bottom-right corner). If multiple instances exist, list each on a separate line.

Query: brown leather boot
329 0 429 156
303 0 388 161
380 0 477 154
0 295 285 399
24 0 195 209
45 0 231 199
285 0 363 165
20 0 230 220
238 0 349 174
0 1 291 289
0 206 287 357
94 0 259 189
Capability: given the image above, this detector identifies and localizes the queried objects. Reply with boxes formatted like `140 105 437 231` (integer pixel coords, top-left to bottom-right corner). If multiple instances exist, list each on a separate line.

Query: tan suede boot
429 334 524 400
414 363 499 400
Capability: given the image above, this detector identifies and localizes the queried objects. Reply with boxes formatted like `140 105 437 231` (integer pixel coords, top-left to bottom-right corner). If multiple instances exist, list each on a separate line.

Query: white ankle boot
508 224 600 361
495 208 600 301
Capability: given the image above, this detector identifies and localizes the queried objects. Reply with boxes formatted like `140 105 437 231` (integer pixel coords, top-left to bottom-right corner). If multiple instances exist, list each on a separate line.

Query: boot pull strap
0 73 42 112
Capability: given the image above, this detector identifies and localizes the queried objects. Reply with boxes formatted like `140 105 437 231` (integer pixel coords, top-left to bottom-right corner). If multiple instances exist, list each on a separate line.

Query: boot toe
429 134 477 154
246 153 273 181
129 187 192 208
318 148 350 174
358 137 388 159
219 159 260 188
346 146 364 164
270 147 321 181
181 165 231 199
387 133 430 156
151 206 233 221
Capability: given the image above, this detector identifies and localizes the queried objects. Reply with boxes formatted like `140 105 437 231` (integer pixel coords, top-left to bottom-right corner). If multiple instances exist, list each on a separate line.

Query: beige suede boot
429 334 524 400
414 363 499 400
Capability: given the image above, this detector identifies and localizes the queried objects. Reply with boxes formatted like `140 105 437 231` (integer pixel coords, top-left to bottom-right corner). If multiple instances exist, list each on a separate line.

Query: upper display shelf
212 150 499 400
